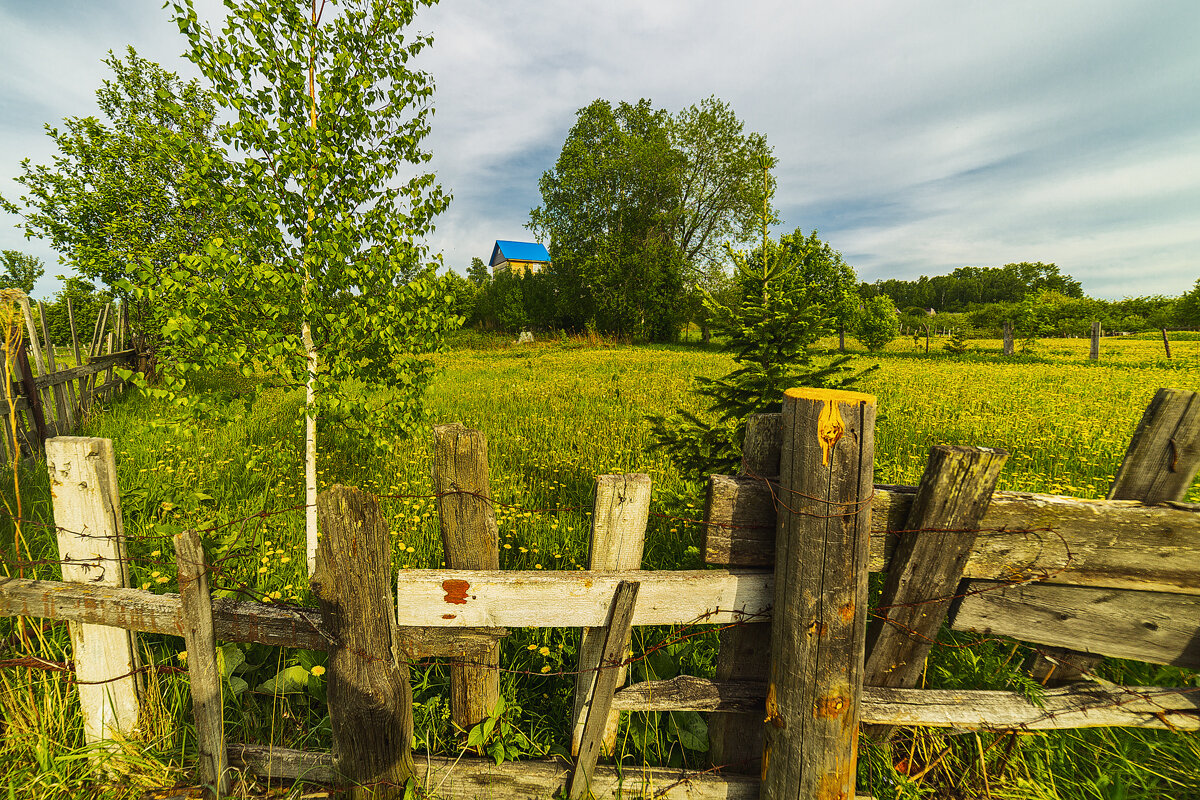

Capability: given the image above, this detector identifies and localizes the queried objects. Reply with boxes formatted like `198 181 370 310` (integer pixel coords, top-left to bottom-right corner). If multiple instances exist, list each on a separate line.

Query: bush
854 295 899 351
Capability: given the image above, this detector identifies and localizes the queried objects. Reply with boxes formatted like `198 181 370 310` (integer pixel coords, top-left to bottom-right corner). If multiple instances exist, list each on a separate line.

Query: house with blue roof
489 240 551 277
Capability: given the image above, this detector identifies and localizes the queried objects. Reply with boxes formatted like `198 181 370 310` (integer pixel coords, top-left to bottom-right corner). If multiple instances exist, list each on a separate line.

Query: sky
1 1 1197 302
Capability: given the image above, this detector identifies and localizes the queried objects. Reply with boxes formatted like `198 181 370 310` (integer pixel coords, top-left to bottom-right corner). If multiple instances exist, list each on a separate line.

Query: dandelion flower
538 646 550 656
310 665 325 677
540 665 551 673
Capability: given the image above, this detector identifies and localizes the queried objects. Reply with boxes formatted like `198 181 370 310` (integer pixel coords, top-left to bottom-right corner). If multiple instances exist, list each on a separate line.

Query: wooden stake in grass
46 436 141 748
174 529 229 798
763 387 875 800
432 423 500 732
313 485 415 799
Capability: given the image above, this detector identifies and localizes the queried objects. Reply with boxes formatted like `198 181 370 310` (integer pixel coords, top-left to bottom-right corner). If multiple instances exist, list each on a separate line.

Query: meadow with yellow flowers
2 332 1198 798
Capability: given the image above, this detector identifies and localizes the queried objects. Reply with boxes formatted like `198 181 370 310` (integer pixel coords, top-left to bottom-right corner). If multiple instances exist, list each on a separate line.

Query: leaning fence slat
433 423 501 733
570 473 650 757
38 301 71 432
313 485 415 799
16 341 47 447
863 445 1008 741
1026 386 1200 682
568 580 640 800
17 294 54 420
708 413 778 774
174 529 229 797
763 388 876 800
46 436 140 746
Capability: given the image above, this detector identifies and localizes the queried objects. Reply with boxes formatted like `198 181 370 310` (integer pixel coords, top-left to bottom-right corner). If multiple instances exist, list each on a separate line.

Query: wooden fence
0 292 134 462
1 386 1198 799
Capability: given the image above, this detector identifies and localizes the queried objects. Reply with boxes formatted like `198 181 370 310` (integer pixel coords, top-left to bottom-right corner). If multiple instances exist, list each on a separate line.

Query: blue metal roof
490 240 551 266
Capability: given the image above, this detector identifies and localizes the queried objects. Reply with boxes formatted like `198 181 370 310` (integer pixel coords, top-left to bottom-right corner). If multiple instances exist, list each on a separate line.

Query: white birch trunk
303 319 319 576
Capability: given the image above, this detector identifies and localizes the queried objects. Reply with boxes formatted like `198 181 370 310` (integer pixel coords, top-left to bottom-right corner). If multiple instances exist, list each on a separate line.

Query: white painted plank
396 569 773 628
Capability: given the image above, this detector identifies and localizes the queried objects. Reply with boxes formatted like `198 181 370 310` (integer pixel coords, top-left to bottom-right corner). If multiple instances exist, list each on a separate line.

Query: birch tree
158 0 457 572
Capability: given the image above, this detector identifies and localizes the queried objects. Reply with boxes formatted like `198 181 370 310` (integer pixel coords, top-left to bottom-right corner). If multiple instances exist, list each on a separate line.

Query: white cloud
2 0 1197 300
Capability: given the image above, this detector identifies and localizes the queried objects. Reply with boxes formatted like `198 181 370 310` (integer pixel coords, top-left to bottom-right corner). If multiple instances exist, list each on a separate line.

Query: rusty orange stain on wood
816 771 849 800
442 579 470 605
838 602 855 624
817 398 845 467
441 613 457 620
760 744 770 782
764 683 785 729
813 693 847 718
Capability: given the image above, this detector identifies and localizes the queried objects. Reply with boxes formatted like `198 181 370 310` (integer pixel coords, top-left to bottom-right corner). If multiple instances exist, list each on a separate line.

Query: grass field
2 332 1198 798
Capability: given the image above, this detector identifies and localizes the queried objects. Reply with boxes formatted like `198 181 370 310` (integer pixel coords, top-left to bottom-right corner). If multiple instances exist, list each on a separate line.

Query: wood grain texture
312 485 415 798
709 414 777 774
610 679 1199 731
863 446 1008 742
706 478 1200 595
953 581 1200 668
764 388 876 800
568 581 639 800
46 436 140 746
395 569 772 628
433 423 501 731
571 474 650 757
174 530 228 797
1025 386 1200 682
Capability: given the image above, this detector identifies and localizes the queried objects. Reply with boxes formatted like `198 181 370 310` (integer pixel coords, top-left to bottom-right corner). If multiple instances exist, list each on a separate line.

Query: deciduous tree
0 48 239 371
0 251 44 295
161 0 457 578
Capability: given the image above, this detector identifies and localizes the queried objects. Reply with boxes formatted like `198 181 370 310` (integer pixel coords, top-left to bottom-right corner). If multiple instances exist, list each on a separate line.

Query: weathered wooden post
1162 328 1172 359
1089 320 1101 361
174 529 229 798
313 485 415 799
432 423 501 732
862 445 1008 740
1002 321 1014 356
571 473 651 757
1028 386 1200 682
46 437 141 747
708 414 778 773
16 340 47 448
763 388 876 800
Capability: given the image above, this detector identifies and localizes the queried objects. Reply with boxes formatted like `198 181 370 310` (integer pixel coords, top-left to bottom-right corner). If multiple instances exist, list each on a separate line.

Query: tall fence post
862 445 1008 741
174 529 229 798
763 388 876 800
1028 386 1200 682
570 473 651 757
432 423 500 732
708 414 778 774
45 437 141 747
1002 321 1014 356
313 485 415 799
1161 328 1172 359
1089 320 1101 361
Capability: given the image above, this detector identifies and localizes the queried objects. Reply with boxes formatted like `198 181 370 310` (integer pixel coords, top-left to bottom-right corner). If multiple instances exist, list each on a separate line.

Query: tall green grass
1 335 1198 798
